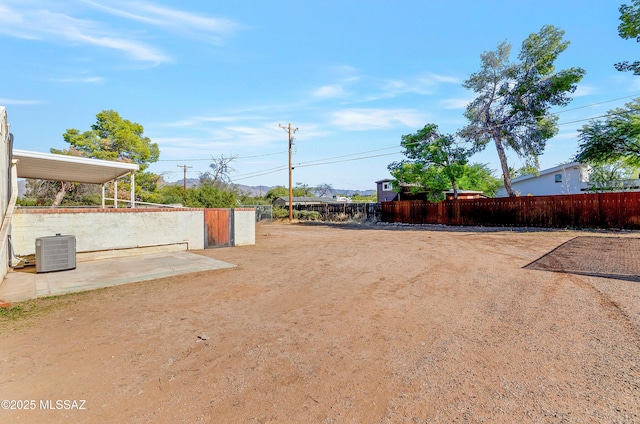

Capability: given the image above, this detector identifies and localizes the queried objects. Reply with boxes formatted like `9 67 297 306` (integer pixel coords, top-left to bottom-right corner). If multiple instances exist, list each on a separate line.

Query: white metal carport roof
13 149 139 184
13 149 140 208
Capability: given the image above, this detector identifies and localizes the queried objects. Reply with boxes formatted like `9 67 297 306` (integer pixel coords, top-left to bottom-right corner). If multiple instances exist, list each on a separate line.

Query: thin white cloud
0 5 169 63
312 84 345 99
441 98 472 109
50 76 105 84
162 114 263 128
0 98 41 105
328 65 362 83
82 0 242 45
573 85 595 97
364 73 461 101
154 123 287 150
552 130 580 140
424 74 460 84
331 108 426 131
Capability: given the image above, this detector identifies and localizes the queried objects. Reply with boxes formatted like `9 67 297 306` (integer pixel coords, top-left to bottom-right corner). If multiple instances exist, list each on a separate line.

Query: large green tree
586 161 639 192
388 124 472 199
388 162 500 202
575 98 640 166
47 110 161 206
460 25 585 197
616 0 640 74
57 110 159 169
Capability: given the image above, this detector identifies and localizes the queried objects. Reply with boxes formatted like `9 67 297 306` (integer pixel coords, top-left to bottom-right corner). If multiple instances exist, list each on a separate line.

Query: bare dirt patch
525 236 640 282
1 223 639 423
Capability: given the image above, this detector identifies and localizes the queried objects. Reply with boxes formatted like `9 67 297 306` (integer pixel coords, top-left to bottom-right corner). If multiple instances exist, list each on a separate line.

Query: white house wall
496 167 584 197
11 208 206 257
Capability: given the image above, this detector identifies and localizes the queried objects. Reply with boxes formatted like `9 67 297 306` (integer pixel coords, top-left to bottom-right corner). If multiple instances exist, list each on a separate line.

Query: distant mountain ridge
166 179 375 197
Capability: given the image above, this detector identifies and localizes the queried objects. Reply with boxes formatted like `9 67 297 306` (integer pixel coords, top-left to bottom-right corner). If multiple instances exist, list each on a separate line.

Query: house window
382 182 392 191
555 173 562 183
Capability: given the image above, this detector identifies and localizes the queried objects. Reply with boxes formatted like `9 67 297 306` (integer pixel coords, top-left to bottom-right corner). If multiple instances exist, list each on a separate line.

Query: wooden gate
204 208 234 248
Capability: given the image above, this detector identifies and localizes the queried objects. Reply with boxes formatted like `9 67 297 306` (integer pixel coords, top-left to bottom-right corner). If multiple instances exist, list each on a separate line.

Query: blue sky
1 0 639 191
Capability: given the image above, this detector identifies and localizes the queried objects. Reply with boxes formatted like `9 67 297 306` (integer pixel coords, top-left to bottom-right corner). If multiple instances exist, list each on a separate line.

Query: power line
551 93 640 115
166 104 634 183
157 150 287 162
155 94 640 184
295 151 403 169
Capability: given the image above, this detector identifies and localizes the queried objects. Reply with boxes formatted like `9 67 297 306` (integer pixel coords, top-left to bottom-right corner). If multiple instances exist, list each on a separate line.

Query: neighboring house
376 179 398 203
377 179 489 202
272 196 337 207
333 195 351 202
376 179 425 201
495 162 590 197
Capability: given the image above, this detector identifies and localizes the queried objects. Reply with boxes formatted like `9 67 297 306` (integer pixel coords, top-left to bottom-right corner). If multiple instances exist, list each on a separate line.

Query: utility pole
279 123 298 222
177 165 192 193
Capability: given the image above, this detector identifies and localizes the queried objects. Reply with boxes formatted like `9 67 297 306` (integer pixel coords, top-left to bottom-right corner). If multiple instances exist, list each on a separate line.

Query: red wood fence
381 192 640 229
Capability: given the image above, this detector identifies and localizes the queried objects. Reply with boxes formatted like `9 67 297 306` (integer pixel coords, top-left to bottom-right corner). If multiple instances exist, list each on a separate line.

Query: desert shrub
332 212 349 222
272 206 289 220
294 210 320 221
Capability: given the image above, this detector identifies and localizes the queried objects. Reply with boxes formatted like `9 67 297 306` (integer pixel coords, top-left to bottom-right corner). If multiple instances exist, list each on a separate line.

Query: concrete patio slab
0 251 235 303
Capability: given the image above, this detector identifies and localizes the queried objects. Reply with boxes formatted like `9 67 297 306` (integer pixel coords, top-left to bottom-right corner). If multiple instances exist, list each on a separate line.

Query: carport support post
101 184 105 208
114 179 118 208
130 172 135 208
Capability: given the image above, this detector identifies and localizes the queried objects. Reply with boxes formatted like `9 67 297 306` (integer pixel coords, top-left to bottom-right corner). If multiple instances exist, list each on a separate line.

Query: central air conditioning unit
35 234 76 273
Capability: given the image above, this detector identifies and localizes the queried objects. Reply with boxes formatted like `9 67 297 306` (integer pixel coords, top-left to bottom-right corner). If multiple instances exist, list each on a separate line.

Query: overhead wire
156 93 640 181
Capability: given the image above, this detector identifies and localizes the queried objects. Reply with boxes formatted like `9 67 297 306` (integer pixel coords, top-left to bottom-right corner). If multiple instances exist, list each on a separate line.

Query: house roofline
510 162 587 183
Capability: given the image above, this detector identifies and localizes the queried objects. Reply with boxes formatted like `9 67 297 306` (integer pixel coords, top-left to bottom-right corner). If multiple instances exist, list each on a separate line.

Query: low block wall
11 207 206 257
233 208 256 246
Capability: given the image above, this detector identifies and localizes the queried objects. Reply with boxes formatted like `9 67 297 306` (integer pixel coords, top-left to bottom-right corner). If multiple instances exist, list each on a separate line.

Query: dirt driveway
1 222 639 423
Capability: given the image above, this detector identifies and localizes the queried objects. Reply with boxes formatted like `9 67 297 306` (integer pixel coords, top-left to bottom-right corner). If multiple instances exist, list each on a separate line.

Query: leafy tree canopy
388 124 473 199
616 0 640 74
575 98 640 166
586 161 639 192
389 162 500 202
56 110 160 171
509 162 541 179
461 25 585 197
142 184 236 208
41 110 162 206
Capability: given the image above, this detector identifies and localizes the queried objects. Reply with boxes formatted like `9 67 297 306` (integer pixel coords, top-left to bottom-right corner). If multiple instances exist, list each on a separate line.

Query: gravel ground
0 222 639 423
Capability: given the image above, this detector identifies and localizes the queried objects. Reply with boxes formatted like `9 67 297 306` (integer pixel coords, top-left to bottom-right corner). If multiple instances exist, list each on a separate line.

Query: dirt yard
1 222 639 423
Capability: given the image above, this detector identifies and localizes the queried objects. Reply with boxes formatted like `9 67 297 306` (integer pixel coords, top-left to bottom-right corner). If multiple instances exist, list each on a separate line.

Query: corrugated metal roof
14 149 139 184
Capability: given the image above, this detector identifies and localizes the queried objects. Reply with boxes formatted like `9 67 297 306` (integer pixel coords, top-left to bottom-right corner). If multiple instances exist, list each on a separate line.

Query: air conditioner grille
36 235 76 273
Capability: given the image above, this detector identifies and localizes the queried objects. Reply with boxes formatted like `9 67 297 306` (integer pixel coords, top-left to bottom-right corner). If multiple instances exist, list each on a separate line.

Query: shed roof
14 149 139 184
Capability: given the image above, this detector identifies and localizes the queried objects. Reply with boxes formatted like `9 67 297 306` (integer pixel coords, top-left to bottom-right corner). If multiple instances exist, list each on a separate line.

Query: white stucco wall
233 208 256 246
11 208 205 256
496 166 586 197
